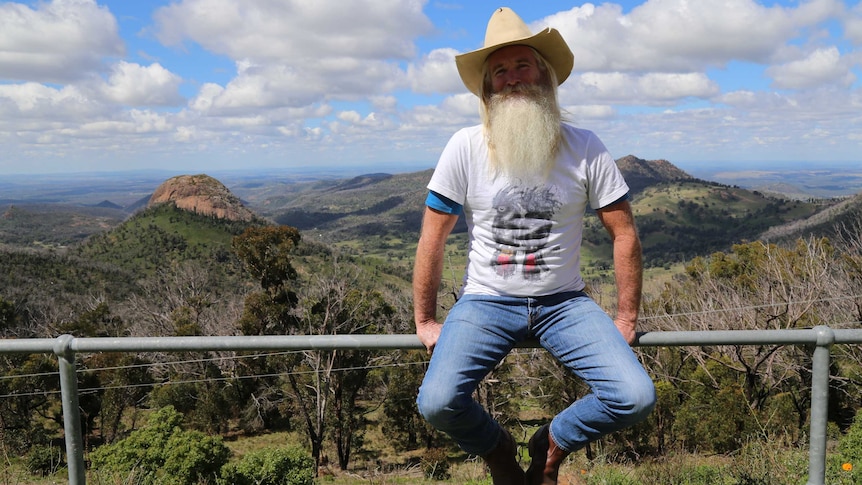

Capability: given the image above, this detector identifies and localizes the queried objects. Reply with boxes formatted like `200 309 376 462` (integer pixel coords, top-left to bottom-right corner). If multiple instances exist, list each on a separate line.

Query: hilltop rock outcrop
149 174 257 222
616 155 694 194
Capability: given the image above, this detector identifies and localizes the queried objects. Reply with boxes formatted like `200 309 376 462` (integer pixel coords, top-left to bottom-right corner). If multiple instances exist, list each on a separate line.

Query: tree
86 352 153 443
0 353 59 453
124 263 241 434
380 351 442 451
288 262 395 471
641 237 850 449
231 225 304 434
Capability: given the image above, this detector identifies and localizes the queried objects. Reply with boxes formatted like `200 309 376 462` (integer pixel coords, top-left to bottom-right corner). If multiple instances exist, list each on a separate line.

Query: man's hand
614 317 637 346
416 320 443 354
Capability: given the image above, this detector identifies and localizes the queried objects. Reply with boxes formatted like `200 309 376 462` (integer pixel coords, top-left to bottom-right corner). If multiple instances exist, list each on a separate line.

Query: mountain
263 156 702 241
759 192 862 243
260 158 836 268
149 174 258 222
0 203 126 248
93 200 124 210
621 181 822 266
615 155 695 194
266 169 434 240
1 159 852 273
76 175 265 277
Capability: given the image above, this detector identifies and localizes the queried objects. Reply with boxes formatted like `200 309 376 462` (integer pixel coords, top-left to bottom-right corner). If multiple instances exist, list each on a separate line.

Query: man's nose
505 72 522 86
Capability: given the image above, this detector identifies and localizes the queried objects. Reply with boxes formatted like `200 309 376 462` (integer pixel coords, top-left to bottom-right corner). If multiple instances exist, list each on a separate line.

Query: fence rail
2 326 862 485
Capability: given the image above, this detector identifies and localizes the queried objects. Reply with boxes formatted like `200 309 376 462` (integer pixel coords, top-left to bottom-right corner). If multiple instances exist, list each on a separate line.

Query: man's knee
613 376 656 424
417 385 462 429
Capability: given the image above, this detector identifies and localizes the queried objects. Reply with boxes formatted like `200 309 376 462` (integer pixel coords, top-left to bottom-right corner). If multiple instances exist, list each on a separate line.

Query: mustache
492 83 547 100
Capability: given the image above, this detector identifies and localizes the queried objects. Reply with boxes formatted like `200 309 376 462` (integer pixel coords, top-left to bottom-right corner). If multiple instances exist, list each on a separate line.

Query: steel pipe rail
2 326 862 485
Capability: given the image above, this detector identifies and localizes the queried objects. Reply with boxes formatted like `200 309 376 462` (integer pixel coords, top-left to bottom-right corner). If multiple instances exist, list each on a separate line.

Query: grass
2 430 821 485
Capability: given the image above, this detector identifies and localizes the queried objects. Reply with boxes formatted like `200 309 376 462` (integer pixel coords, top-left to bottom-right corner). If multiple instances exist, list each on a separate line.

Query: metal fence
2 326 862 485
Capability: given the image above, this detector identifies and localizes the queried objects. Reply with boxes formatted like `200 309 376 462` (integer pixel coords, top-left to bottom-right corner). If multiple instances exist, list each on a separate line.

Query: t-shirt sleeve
427 128 473 205
584 132 630 209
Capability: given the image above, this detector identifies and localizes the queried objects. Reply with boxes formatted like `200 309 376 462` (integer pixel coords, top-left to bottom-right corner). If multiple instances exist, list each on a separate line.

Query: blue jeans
416 291 656 456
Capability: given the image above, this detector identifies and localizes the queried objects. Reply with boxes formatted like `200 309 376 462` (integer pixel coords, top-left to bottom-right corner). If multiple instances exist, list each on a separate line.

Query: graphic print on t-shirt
490 185 562 280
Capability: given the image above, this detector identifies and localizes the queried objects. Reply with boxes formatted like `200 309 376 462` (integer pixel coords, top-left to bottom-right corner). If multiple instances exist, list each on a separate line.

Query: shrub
26 445 64 476
729 438 807 485
218 446 314 485
89 405 231 485
585 466 639 484
421 447 451 480
672 359 756 453
636 459 733 485
827 410 862 484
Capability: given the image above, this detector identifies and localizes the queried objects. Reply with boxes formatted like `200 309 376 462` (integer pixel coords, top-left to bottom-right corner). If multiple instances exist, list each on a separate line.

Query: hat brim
455 28 573 96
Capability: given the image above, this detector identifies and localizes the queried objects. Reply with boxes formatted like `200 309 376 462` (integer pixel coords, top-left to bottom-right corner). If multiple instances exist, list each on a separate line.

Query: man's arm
413 207 459 353
596 199 642 345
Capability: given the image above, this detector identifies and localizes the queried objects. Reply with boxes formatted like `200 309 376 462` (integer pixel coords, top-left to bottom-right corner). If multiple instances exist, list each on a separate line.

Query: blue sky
0 0 860 175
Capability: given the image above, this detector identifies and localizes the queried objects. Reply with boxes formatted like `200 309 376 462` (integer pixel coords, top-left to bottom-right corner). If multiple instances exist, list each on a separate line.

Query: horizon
1 0 860 176
1 158 860 179
1 159 860 205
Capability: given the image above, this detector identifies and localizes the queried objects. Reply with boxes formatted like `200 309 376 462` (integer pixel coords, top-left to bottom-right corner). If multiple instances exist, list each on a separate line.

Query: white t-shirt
428 123 629 297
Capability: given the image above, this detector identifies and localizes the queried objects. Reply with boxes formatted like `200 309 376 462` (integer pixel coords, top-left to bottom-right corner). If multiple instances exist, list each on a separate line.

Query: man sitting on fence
412 7 656 485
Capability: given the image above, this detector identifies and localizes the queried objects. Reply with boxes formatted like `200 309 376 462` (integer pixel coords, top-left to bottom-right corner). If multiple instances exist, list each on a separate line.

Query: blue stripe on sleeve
600 192 631 209
425 191 463 215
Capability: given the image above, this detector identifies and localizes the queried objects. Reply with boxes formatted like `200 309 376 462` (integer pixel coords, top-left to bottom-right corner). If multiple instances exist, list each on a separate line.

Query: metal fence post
54 334 86 485
806 325 834 485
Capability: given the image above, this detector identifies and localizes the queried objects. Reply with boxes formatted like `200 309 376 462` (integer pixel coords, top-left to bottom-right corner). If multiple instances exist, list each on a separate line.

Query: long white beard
486 85 561 181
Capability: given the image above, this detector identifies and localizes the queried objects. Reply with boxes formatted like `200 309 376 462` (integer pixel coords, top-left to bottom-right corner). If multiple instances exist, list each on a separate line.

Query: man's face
486 45 543 94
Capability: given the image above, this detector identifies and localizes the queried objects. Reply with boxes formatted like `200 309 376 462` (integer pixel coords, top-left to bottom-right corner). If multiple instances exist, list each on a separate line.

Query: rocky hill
149 174 258 222
615 154 695 194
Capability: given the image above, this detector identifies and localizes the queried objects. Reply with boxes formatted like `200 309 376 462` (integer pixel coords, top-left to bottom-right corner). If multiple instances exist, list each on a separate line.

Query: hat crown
484 7 534 47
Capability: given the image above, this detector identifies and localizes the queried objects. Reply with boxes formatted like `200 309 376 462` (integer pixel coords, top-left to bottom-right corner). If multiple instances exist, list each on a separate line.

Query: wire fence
2 327 862 485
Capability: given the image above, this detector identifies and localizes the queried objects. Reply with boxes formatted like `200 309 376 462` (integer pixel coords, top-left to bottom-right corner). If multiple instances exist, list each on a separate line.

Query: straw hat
455 7 574 96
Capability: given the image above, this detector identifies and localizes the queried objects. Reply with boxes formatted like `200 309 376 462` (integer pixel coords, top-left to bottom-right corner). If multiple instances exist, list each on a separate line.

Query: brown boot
482 427 525 485
525 424 570 485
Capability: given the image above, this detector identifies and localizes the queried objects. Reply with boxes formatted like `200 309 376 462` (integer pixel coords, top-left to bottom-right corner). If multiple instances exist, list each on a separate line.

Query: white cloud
565 104 615 120
716 90 760 109
767 47 856 89
174 126 196 142
154 0 431 61
0 82 103 120
638 73 721 100
100 62 184 106
189 83 224 112
338 111 362 124
843 3 862 45
546 0 844 73
0 0 124 83
149 0 432 110
408 48 462 94
598 85 862 163
564 72 719 106
184 56 407 115
78 110 171 134
369 95 398 113
216 62 319 109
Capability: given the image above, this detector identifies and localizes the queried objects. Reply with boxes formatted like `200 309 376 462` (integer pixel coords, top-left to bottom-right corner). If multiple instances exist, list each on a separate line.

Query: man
413 7 656 485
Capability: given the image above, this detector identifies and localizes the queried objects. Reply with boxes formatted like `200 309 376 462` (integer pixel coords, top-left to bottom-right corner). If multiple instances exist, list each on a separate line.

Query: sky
0 0 861 176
